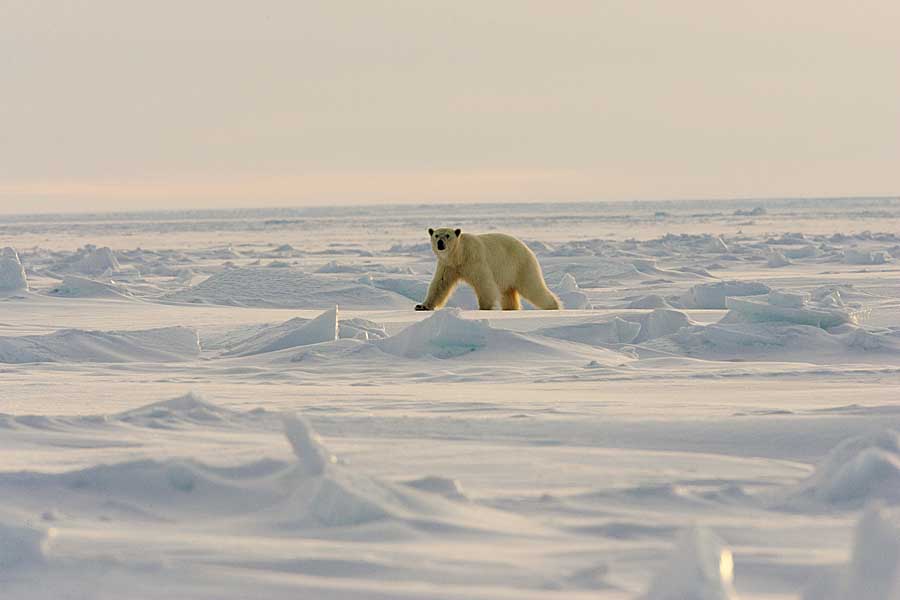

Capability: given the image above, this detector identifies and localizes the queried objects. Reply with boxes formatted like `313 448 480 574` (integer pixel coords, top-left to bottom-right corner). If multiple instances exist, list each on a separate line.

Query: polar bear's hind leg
501 289 521 310
519 280 561 310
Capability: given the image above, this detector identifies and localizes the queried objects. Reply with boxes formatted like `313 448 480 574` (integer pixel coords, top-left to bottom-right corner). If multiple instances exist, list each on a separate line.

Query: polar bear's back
465 232 542 286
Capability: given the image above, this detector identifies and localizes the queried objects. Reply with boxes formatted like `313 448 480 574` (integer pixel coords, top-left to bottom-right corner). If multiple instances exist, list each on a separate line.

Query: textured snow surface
3 199 900 599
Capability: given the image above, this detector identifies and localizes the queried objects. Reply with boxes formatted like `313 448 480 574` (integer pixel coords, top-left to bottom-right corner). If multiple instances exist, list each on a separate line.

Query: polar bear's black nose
437 240 445 250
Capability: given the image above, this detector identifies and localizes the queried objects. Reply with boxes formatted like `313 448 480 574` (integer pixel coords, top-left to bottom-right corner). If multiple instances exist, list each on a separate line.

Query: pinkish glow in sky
1 1 898 213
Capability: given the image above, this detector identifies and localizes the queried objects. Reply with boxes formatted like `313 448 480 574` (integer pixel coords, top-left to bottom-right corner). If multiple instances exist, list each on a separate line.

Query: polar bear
415 228 560 311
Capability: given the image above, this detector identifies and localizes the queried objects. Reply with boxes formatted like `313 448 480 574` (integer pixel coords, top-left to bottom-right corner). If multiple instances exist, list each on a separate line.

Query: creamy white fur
417 228 560 310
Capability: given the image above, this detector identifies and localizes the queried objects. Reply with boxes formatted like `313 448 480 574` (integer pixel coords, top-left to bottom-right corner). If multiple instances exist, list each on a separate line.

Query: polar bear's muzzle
437 240 446 251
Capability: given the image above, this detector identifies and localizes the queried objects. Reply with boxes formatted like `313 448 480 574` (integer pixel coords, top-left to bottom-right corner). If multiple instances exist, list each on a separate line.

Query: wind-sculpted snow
0 326 200 363
5 201 900 599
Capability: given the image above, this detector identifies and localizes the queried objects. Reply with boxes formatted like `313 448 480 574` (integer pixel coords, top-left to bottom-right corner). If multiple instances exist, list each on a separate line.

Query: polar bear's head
428 227 462 256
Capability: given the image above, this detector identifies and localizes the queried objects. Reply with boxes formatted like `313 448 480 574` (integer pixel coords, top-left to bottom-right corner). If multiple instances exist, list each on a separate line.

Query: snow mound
725 292 863 328
375 309 620 362
535 317 641 345
0 247 28 293
375 309 490 358
784 430 900 508
0 512 54 570
642 527 739 600
707 237 730 253
554 273 591 309
225 308 338 356
680 281 770 309
48 275 132 298
113 393 260 428
163 267 413 309
803 505 900 600
0 326 200 363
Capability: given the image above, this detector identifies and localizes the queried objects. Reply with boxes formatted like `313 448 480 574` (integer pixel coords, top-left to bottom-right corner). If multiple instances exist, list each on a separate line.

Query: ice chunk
72 246 121 275
554 273 591 309
766 252 792 268
642 527 739 600
768 290 810 308
0 247 28 292
681 281 770 309
707 237 730 253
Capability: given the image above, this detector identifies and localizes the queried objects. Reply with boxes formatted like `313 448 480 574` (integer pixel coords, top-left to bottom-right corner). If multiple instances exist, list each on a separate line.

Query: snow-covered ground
2 198 900 599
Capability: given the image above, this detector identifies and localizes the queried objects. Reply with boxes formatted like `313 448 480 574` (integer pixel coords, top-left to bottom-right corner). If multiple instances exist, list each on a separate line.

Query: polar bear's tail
520 280 561 310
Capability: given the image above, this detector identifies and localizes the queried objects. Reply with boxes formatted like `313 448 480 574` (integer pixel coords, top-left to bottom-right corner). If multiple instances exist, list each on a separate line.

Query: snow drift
163 267 413 309
0 326 200 363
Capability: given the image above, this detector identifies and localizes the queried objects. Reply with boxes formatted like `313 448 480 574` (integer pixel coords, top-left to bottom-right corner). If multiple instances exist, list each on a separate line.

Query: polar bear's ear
428 228 434 236
454 228 461 237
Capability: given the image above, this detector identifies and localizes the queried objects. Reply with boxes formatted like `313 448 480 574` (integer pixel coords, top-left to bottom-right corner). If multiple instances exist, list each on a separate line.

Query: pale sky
1 1 898 214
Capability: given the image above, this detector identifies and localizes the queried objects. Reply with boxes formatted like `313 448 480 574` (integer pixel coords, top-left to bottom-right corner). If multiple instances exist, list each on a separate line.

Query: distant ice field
2 197 900 599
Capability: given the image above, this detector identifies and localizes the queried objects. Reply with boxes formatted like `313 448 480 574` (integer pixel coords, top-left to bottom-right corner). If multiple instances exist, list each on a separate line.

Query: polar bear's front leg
468 268 501 310
416 264 459 310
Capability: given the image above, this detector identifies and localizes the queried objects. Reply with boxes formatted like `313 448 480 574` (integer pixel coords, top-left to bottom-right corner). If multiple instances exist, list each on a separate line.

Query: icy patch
338 317 387 341
642 527 738 600
783 430 900 509
804 506 900 600
0 247 28 293
225 308 338 356
0 326 200 363
554 273 591 309
681 281 770 309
